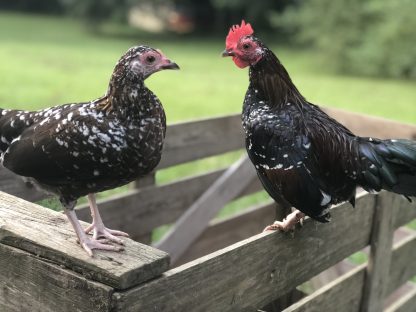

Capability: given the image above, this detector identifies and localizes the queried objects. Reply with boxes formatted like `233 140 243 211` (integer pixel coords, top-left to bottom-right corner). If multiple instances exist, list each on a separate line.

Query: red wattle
233 57 249 69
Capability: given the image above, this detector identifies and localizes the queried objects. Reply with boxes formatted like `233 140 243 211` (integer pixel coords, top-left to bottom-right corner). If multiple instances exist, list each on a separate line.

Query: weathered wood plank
305 227 413 295
393 195 416 228
177 196 408 270
77 169 226 236
0 191 169 290
158 115 244 169
322 107 416 140
385 282 416 312
282 225 416 312
155 156 257 263
0 167 47 202
361 192 396 312
386 231 416 296
385 286 416 312
76 168 263 240
263 289 307 311
113 193 376 312
0 243 113 312
282 230 416 312
176 202 275 265
132 171 156 189
282 264 367 312
308 259 357 290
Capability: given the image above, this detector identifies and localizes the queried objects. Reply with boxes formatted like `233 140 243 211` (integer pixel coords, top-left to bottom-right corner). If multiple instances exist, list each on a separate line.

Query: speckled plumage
0 45 179 255
225 26 416 223
0 46 168 205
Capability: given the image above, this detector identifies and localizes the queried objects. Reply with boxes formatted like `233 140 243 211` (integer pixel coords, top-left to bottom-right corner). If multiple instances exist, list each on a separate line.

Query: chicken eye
242 43 251 50
146 55 156 63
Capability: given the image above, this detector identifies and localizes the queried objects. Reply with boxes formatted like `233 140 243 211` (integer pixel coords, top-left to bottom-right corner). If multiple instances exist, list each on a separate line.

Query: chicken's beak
221 49 234 57
160 59 180 70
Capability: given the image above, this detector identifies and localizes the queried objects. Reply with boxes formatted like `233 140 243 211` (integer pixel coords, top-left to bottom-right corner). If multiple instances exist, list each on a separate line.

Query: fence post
360 192 396 312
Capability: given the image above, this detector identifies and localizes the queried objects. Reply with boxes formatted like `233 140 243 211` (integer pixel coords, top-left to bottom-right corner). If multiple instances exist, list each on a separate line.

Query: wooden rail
0 191 415 311
0 107 415 311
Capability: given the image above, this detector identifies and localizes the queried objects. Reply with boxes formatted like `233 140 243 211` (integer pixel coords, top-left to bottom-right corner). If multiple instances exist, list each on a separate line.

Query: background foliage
275 0 416 79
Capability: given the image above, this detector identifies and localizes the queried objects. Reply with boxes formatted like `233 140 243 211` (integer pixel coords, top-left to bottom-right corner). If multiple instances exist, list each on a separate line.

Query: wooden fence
0 107 415 311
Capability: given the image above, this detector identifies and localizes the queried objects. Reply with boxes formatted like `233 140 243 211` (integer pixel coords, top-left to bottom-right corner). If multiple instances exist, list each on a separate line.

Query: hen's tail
359 138 416 198
0 108 32 156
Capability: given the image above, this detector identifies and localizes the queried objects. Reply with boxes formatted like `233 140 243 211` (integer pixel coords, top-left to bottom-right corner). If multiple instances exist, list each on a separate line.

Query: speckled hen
223 21 416 231
0 46 179 256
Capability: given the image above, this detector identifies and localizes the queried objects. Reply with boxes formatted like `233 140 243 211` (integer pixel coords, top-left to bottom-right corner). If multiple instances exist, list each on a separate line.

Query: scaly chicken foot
84 224 129 245
84 194 129 246
263 210 305 232
79 237 124 257
65 209 124 257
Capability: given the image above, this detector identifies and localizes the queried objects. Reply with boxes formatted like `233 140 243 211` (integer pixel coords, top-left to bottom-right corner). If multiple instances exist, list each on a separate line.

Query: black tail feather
360 139 416 197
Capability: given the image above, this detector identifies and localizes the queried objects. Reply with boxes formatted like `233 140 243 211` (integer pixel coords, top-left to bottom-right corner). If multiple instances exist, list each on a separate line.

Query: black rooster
0 46 179 255
223 21 416 231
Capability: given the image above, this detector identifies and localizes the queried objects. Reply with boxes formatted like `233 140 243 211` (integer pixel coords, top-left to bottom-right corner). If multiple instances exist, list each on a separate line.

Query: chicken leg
84 193 129 246
64 201 124 257
263 209 305 232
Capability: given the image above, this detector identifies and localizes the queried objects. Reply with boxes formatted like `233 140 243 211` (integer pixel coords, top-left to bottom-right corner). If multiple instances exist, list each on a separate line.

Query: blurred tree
0 0 64 14
210 0 289 32
63 0 293 34
62 0 138 31
275 0 416 79
0 0 295 36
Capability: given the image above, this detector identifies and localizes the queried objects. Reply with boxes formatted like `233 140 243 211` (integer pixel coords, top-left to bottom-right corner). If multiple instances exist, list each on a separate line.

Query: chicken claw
263 210 305 232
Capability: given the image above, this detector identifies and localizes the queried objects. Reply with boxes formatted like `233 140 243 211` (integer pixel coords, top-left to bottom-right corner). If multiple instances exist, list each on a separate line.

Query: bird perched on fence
222 21 416 231
0 45 179 256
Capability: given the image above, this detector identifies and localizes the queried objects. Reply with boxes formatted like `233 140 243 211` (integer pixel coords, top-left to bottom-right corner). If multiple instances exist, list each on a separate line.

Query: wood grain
385 286 416 312
393 194 416 228
386 231 416 296
282 265 367 312
76 169 228 236
155 156 257 263
282 229 416 312
360 192 396 312
176 202 275 265
75 168 263 239
0 243 113 312
0 110 414 311
0 191 169 290
0 167 47 202
158 115 244 169
322 107 416 140
113 193 376 311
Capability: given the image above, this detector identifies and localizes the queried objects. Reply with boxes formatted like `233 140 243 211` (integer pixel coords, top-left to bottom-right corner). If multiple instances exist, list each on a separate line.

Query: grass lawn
1 12 415 124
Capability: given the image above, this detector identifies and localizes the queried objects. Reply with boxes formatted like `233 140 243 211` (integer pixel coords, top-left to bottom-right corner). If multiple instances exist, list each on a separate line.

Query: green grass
1 12 415 242
1 12 415 124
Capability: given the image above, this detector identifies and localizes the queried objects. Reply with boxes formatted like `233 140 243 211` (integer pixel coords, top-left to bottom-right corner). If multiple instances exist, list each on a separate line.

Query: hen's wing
2 104 129 188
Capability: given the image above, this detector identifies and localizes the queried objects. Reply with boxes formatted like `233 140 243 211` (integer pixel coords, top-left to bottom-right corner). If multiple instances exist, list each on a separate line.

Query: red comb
226 20 254 50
